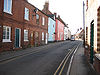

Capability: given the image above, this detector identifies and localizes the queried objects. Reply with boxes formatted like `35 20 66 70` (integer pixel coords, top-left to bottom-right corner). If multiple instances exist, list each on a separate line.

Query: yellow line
54 52 70 75
54 46 75 75
59 47 75 75
59 44 80 75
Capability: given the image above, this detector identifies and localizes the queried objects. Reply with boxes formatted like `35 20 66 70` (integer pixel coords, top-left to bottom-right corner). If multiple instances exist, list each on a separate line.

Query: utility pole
83 1 85 47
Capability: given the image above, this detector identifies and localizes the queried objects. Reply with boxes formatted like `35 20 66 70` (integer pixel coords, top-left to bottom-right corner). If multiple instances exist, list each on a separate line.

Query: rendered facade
48 17 55 42
85 0 100 74
55 16 64 41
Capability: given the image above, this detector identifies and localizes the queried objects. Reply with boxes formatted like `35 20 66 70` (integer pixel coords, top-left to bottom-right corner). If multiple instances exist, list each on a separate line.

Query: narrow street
0 41 80 75
0 0 100 74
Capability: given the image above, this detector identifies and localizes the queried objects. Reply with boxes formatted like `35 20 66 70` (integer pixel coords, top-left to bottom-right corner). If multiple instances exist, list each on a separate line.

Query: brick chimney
42 1 49 14
58 15 60 18
54 13 57 18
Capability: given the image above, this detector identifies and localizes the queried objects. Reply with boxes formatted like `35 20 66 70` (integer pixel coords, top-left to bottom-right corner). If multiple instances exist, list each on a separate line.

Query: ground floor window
42 32 44 41
45 33 48 44
24 30 28 41
3 26 11 42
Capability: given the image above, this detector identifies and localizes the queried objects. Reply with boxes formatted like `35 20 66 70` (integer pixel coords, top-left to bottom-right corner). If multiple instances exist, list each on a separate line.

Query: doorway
90 20 94 64
15 28 21 48
30 32 34 46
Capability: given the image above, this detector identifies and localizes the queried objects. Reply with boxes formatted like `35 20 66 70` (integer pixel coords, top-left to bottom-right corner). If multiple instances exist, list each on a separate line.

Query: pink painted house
55 15 64 41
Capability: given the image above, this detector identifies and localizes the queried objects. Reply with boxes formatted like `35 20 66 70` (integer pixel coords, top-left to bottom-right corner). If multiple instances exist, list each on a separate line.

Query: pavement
0 43 55 62
0 41 98 75
70 43 98 75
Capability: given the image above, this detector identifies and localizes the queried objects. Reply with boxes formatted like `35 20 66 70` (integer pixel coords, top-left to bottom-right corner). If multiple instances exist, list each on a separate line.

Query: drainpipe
90 20 94 64
83 1 85 47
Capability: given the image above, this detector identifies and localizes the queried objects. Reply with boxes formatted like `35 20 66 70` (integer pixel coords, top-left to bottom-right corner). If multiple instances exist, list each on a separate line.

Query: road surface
0 40 81 75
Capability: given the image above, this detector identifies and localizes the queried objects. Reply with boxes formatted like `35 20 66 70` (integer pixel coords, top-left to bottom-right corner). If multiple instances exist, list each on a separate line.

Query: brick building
42 2 56 42
42 1 69 42
0 0 48 52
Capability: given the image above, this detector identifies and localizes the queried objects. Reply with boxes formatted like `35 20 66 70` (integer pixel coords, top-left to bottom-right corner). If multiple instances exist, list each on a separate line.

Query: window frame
24 30 28 41
42 32 44 41
36 14 39 24
3 26 11 42
24 7 29 21
42 17 45 25
3 0 12 14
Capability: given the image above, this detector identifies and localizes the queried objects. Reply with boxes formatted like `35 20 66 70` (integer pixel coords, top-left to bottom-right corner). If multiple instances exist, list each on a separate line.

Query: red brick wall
0 0 48 52
97 7 100 52
94 56 100 75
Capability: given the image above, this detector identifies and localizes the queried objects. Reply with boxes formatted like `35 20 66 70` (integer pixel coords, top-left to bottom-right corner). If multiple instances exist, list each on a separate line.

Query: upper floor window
42 17 45 25
36 14 39 24
3 26 11 42
24 30 28 41
4 0 12 14
24 7 29 21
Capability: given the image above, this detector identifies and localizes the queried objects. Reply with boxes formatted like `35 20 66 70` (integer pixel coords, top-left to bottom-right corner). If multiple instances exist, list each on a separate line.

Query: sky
28 0 84 35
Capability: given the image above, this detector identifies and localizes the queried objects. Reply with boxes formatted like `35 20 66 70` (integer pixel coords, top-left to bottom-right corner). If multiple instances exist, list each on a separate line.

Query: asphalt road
0 40 81 75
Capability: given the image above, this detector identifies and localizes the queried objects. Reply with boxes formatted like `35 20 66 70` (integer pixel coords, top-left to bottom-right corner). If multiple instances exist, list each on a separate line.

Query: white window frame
24 30 28 41
24 7 29 21
36 14 39 19
4 0 12 14
36 14 39 24
3 26 11 42
42 17 45 25
42 32 44 41
45 33 48 44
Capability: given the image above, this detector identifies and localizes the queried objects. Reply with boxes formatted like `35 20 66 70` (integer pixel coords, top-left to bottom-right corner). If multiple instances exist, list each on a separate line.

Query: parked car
71 36 75 41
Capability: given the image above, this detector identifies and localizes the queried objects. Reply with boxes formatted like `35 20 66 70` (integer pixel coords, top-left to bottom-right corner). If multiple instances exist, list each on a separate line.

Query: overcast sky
28 0 84 35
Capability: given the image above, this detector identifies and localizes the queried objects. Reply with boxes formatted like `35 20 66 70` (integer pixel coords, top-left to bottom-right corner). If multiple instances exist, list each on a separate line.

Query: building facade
0 0 48 52
64 25 68 40
48 17 55 42
55 16 64 41
42 1 56 42
85 0 100 74
67 29 71 40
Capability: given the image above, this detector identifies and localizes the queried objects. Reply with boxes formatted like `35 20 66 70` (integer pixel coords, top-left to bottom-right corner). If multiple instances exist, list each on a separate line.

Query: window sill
24 40 29 41
95 54 100 60
3 40 12 43
24 19 29 21
3 11 13 15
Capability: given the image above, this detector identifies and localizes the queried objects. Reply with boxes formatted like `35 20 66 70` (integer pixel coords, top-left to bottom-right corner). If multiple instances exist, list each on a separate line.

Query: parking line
54 46 76 75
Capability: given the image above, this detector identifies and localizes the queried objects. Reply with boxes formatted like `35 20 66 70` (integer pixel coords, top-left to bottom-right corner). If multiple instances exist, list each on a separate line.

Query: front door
90 20 94 64
30 32 34 46
15 28 20 48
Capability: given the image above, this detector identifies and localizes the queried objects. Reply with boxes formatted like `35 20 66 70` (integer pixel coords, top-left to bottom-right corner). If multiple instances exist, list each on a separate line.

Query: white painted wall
85 0 100 51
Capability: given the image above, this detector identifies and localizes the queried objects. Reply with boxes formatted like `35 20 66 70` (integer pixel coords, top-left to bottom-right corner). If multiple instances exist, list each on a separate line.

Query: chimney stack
42 1 49 14
54 13 57 18
58 15 60 19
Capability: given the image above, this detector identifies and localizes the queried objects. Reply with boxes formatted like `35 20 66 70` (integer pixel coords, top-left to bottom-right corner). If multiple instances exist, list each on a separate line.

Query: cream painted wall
85 0 100 52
